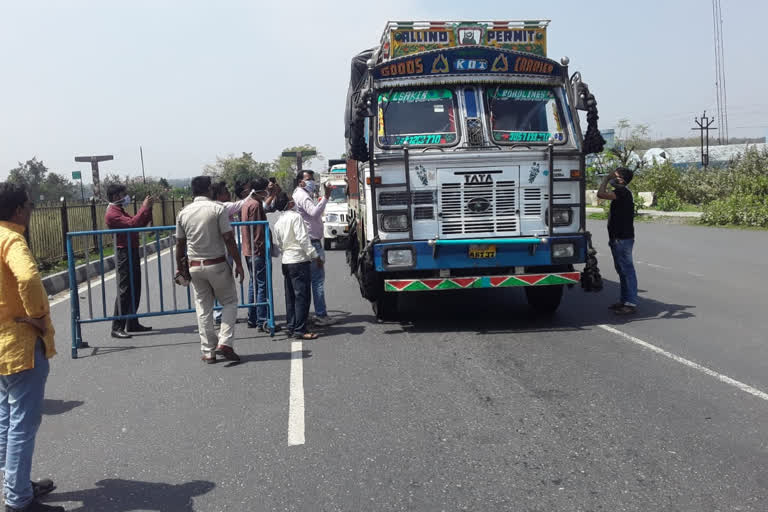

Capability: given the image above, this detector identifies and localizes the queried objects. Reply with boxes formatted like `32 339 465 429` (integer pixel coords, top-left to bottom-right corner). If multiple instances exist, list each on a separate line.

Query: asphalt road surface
34 219 768 511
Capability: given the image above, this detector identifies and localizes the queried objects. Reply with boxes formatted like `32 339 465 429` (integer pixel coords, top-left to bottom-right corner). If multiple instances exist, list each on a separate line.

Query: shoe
247 322 259 329
215 345 241 362
313 316 337 326
127 324 152 333
31 479 56 498
110 329 132 339
201 354 217 364
614 305 637 315
6 500 65 511
608 303 624 310
257 322 282 333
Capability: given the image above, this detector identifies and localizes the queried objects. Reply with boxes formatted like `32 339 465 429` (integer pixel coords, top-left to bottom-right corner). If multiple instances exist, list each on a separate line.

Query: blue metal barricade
66 221 276 359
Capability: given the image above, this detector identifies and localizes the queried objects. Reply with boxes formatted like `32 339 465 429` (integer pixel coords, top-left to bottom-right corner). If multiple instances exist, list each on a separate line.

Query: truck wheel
324 238 332 251
525 285 563 314
373 293 399 322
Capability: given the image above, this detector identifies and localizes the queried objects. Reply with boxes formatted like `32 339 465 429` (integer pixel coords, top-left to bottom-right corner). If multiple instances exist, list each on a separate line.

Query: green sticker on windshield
380 89 452 103
490 89 554 101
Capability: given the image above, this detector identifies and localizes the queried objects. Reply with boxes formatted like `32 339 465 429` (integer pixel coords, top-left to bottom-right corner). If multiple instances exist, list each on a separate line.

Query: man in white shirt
176 176 245 363
272 193 321 340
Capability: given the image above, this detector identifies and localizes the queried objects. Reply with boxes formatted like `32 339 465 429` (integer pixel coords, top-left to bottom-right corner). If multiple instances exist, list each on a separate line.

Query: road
35 219 768 511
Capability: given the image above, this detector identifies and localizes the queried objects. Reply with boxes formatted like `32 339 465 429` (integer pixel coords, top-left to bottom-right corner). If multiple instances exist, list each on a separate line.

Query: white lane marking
288 341 306 446
49 248 172 307
598 324 768 402
645 263 674 271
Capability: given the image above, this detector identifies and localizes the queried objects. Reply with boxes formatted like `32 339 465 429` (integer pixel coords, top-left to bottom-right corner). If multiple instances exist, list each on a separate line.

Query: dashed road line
598 324 768 402
288 341 305 446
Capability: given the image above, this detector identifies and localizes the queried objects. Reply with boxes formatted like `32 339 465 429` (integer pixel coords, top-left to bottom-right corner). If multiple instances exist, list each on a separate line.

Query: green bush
631 161 682 200
656 190 683 211
701 194 768 227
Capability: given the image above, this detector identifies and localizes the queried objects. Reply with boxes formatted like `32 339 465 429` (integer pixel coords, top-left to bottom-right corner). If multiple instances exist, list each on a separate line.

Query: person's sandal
295 332 319 340
614 305 637 315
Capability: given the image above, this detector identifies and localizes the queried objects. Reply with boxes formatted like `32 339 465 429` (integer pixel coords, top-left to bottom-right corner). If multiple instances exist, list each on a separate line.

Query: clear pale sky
1 0 765 182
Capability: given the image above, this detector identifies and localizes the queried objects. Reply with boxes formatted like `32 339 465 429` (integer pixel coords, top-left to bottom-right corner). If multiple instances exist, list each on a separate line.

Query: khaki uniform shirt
176 197 232 260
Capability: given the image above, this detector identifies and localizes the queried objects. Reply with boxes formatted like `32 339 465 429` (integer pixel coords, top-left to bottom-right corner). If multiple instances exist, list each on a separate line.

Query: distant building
643 143 768 168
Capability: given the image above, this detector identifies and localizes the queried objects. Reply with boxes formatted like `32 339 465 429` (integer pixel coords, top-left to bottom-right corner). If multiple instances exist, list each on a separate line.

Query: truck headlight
545 208 573 226
552 243 575 259
386 249 414 267
324 214 339 223
381 213 409 232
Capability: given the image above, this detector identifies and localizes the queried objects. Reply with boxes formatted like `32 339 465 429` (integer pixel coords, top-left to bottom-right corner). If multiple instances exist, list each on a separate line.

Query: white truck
343 20 605 320
320 160 350 250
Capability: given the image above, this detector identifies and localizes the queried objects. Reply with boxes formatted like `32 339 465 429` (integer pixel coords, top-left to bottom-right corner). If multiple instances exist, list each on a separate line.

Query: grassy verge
588 212 768 230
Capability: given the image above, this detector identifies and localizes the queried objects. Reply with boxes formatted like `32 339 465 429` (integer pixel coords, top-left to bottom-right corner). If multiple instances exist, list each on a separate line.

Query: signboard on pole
72 171 81 180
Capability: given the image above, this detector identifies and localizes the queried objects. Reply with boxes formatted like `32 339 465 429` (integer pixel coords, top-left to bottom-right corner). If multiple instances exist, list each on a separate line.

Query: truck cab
320 162 350 250
344 21 604 320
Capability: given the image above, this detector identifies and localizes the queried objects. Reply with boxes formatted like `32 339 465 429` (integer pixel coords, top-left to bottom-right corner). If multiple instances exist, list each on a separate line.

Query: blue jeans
246 256 267 325
309 240 327 317
609 238 638 307
0 340 50 509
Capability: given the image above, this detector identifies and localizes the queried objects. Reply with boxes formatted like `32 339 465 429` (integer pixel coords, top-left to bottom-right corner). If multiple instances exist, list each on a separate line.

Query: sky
1 0 766 182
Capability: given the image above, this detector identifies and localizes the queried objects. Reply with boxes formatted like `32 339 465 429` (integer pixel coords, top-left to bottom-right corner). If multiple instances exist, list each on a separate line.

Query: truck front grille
439 181 517 236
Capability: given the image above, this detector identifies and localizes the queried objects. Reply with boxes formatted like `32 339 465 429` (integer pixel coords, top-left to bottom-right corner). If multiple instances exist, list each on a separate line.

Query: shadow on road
77 340 200 358
44 478 215 512
223 349 312 367
42 399 84 415
393 279 695 335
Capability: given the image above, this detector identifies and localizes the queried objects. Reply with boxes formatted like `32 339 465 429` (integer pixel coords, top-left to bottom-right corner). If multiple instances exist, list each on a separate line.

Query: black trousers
282 261 311 336
112 247 142 330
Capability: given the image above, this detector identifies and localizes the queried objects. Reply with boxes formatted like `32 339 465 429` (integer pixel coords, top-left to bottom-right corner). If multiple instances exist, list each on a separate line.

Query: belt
188 255 227 267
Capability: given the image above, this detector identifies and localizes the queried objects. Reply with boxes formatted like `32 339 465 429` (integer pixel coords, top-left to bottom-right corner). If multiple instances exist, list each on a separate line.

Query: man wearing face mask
291 170 336 326
597 167 638 315
105 184 155 339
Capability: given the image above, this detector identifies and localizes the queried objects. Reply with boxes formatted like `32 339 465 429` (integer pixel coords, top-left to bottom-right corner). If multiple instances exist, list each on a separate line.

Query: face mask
303 180 317 195
111 195 131 207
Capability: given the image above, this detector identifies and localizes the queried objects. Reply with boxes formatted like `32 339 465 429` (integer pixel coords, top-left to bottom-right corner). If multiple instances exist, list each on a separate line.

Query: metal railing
66 221 275 359
29 197 192 266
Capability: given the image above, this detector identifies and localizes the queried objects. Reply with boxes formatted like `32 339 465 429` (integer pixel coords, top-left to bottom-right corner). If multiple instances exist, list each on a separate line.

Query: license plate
468 244 496 259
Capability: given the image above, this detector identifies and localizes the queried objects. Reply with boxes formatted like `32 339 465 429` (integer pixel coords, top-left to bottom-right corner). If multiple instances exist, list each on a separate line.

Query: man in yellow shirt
0 183 64 512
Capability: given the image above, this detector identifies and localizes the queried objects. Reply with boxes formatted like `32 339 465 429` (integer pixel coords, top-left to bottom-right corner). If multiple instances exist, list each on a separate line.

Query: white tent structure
643 143 768 168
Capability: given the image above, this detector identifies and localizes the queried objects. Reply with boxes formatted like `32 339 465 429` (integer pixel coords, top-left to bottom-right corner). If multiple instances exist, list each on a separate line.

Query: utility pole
74 155 114 199
692 111 717 168
281 149 317 174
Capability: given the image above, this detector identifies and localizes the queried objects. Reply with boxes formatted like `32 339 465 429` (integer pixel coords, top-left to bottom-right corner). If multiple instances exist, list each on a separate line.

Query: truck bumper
385 272 581 292
373 235 586 272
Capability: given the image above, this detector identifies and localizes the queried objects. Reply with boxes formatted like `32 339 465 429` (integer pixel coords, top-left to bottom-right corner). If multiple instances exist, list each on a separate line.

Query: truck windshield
486 88 566 144
377 88 458 147
328 185 347 203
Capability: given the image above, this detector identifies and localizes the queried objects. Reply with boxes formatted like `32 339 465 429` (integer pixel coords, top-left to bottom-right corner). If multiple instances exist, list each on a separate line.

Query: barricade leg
67 235 80 358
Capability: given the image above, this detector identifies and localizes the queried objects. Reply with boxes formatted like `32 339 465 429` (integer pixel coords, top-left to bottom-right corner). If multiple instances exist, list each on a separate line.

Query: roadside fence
66 221 275 359
29 196 192 266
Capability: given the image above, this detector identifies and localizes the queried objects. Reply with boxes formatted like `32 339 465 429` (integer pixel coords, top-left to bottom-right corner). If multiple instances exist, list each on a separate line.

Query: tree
7 157 79 203
203 152 272 192
102 174 173 200
273 145 322 191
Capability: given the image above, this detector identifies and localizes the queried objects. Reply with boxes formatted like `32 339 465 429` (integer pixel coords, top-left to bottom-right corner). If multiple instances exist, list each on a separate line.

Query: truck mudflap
384 272 581 292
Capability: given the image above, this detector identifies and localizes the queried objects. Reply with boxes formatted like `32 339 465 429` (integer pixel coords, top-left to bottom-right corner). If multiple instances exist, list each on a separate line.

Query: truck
319 160 350 250
343 20 604 320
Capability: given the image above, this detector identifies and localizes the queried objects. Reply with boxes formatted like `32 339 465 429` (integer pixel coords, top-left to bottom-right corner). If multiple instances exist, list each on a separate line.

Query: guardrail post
180 196 185 208
161 196 167 226
60 197 69 257
90 197 99 249
171 197 177 219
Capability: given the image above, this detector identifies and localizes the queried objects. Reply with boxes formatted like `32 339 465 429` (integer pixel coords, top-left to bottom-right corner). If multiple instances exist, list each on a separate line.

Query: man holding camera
597 167 638 315
105 184 155 339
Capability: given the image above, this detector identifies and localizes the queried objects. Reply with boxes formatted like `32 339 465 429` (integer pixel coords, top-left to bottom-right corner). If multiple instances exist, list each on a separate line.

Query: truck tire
324 238 332 251
525 285 563 314
373 293 399 322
